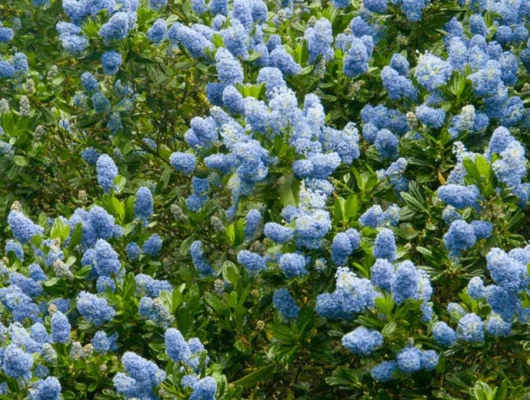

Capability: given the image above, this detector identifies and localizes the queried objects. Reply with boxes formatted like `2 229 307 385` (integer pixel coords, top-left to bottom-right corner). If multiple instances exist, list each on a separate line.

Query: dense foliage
1 0 530 398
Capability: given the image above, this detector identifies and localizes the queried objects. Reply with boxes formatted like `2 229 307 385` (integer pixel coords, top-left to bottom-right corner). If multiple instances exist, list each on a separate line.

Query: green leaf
345 193 359 220
204 292 227 312
44 277 60 287
226 224 235 246
475 154 491 179
222 260 240 286
382 321 397 337
463 157 481 182
114 175 127 193
333 196 346 225
13 155 28 167
68 223 83 251
65 256 76 266
495 380 508 400
375 294 394 317
278 174 300 207
50 217 71 242
233 364 276 388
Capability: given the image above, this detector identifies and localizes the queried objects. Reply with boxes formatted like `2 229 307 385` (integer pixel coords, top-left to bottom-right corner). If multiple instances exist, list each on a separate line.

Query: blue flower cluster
113 352 166 399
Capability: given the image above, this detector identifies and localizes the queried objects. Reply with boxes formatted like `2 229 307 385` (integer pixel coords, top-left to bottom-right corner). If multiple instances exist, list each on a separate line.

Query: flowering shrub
1 0 530 398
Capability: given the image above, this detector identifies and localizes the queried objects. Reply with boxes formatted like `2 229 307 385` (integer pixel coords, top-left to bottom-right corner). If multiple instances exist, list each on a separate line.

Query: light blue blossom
342 327 383 356
273 288 300 319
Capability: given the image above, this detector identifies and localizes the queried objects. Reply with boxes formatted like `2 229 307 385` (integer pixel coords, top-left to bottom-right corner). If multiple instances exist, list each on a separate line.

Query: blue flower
10 272 42 298
237 250 266 273
170 152 196 175
381 66 417 100
471 220 492 240
374 129 399 159
486 248 527 293
5 240 24 261
457 313 484 343
332 0 351 7
136 274 172 298
273 288 300 320
437 184 480 209
30 264 47 281
135 187 154 222
371 258 394 291
96 154 118 193
51 311 71 344
13 53 28 75
342 327 383 356
3 344 33 379
92 92 111 113
466 276 484 299
143 234 162 256
126 243 141 262
191 0 207 14
391 261 419 304
232 0 253 30
396 347 422 373
390 53 409 75
169 24 213 59
0 61 14 79
264 222 293 243
165 328 192 362
468 61 503 98
343 37 372 78
94 239 121 277
316 267 378 319
139 297 174 328
150 0 167 10
99 12 131 42
416 105 446 129
92 330 111 353
222 85 245 114
244 209 261 240
215 48 244 84
101 51 122 75
210 0 228 14
8 210 42 244
433 321 457 347
77 291 115 326
220 21 249 59
0 141 14 156
0 27 14 43
371 360 397 382
97 276 116 293
81 72 98 93
257 67 286 98
190 377 217 400
114 352 166 399
305 18 334 63
148 19 167 44
190 240 214 276
486 313 512 337
420 350 439 371
279 253 307 278
415 54 453 92
30 377 61 400
373 228 397 261
359 205 384 227
401 0 427 21
182 375 199 388
443 220 477 256
82 147 101 165
364 0 387 12
270 46 302 76
331 232 354 266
